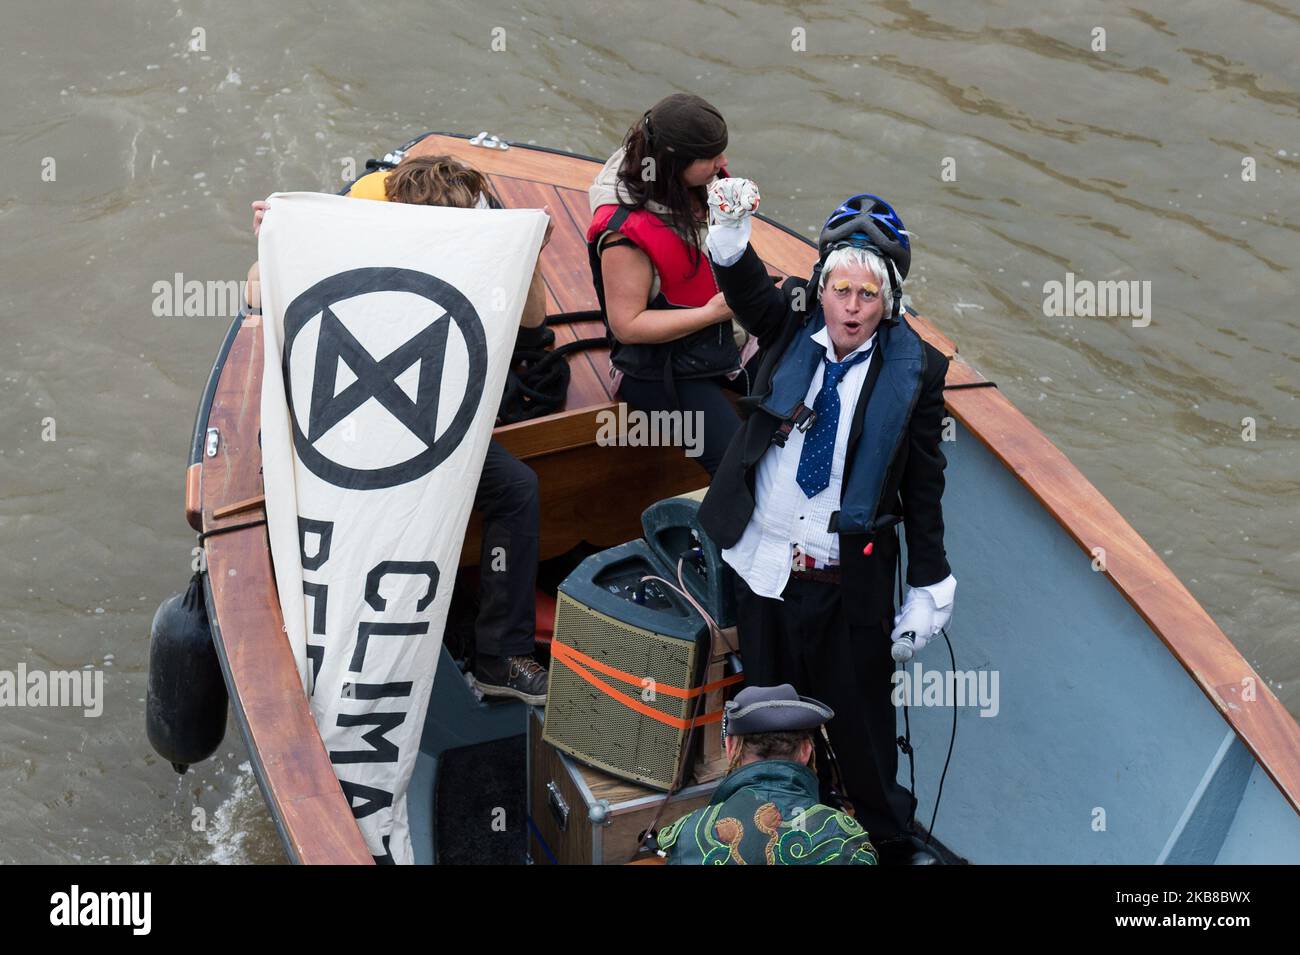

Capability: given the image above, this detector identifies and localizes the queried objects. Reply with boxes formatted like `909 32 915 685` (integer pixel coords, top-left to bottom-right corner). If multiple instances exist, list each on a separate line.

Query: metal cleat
470 131 509 150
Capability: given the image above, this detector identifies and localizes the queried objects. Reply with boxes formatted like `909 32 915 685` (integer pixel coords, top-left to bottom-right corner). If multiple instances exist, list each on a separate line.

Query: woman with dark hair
586 94 759 477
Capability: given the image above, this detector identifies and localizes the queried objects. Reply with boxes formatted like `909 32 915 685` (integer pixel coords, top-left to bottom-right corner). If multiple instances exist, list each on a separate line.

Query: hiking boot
474 654 548 705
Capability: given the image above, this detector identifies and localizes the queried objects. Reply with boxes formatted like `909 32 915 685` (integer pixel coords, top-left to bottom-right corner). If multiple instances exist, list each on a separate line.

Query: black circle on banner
282 266 487 489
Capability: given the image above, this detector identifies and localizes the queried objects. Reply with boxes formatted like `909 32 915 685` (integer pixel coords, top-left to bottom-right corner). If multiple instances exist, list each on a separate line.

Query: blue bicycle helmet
817 193 911 321
818 193 910 278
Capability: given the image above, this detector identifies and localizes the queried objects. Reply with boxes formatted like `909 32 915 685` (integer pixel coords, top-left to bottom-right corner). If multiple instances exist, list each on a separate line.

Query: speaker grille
544 592 702 790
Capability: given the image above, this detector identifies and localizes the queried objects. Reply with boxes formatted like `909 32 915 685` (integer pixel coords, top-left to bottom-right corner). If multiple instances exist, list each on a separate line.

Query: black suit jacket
699 246 951 631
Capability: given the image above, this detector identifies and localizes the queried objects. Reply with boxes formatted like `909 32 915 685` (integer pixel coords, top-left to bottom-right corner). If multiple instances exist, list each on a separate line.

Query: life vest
586 205 740 386
587 205 719 307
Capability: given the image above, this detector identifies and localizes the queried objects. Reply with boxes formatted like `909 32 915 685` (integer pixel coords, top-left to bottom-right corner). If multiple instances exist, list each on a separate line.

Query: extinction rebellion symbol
283 267 488 489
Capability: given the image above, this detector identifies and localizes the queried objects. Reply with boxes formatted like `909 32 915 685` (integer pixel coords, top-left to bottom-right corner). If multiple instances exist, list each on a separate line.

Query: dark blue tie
796 347 872 497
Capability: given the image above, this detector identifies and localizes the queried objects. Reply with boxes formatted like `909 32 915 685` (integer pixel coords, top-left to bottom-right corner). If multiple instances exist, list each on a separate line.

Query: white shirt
722 327 875 599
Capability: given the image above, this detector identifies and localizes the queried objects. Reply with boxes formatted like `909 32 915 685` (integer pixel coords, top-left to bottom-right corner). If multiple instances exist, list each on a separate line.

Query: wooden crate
526 707 721 865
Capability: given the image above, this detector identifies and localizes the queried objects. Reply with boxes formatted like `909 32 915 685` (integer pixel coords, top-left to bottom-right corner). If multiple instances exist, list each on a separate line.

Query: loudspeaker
640 495 736 630
543 540 709 791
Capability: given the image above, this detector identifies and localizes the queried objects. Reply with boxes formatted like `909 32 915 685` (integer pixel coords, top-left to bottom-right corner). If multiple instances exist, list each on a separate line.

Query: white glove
705 178 760 267
890 574 956 653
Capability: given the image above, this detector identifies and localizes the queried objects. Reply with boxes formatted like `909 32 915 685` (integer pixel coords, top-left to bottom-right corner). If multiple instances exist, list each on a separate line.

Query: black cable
497 336 606 424
544 309 603 326
893 536 959 855
632 563 719 861
926 626 958 848
900 699 916 830
634 642 712 861
196 517 267 544
894 540 918 831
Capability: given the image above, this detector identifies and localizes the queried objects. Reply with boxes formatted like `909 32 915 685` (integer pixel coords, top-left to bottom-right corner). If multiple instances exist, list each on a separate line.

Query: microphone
891 631 916 663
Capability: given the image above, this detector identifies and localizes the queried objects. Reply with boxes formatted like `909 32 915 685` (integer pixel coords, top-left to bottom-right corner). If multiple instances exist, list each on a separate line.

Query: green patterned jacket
657 760 878 865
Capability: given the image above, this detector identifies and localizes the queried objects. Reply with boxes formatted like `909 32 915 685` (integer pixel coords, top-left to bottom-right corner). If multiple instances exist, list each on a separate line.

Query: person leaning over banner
696 183 956 862
248 154 554 704
249 157 553 352
655 684 878 865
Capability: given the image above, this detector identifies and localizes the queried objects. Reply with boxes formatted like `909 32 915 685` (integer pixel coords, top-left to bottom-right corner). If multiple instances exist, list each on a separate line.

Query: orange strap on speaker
550 640 742 730
554 639 736 700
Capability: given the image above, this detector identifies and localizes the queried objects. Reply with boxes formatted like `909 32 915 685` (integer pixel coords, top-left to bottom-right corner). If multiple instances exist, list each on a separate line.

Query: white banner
258 192 546 863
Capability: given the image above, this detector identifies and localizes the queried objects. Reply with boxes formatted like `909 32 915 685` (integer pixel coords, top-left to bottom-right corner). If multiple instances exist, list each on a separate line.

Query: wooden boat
176 132 1300 864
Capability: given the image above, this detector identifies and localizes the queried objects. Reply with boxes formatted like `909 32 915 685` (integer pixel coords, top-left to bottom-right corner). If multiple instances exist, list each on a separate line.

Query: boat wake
199 761 285 865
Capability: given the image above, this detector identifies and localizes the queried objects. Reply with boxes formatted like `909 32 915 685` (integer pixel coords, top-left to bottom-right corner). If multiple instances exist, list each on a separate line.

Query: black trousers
616 374 743 478
735 574 916 842
472 441 539 658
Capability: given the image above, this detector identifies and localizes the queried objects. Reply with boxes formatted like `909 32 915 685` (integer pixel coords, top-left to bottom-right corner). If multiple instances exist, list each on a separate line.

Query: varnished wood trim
184 463 202 532
212 493 266 520
404 133 600 191
493 405 612 460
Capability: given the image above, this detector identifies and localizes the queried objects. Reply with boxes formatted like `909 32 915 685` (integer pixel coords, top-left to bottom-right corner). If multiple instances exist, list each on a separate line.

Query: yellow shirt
347 170 390 201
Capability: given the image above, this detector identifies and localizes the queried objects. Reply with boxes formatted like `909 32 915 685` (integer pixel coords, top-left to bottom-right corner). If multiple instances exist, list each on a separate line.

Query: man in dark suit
697 187 956 855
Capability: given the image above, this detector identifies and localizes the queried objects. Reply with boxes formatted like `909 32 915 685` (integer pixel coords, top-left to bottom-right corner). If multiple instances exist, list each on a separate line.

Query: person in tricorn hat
655 684 878 865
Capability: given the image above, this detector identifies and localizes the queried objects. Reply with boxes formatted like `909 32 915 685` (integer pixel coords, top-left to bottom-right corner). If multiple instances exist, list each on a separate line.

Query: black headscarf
642 94 728 160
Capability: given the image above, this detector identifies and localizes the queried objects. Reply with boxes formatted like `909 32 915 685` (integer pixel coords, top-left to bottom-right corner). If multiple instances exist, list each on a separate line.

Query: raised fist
707 178 760 225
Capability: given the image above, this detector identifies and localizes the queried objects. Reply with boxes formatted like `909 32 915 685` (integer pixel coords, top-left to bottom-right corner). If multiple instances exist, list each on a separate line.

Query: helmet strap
883 257 903 325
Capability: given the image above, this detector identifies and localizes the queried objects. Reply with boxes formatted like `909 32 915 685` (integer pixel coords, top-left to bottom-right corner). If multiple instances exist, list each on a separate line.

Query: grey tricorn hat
722 684 834 737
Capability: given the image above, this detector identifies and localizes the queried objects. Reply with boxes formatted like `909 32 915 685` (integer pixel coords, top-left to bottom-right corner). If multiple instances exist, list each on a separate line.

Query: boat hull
184 132 1298 864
